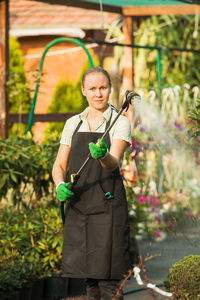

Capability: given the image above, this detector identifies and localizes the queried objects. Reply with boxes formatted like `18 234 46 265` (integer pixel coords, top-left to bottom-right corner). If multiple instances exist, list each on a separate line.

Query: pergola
0 0 200 137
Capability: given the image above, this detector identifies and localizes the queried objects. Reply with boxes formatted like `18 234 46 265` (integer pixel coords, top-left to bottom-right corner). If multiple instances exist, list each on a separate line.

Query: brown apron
62 111 131 279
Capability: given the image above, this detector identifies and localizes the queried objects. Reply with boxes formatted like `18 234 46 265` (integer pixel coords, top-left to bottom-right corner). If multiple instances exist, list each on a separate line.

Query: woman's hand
90 138 129 173
89 139 108 159
56 182 74 202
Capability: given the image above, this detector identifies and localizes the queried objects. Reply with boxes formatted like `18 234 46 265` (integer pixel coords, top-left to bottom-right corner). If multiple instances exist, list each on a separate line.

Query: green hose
26 37 94 133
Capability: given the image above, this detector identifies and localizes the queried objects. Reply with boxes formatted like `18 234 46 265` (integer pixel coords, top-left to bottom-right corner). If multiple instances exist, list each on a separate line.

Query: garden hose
123 283 164 296
26 37 94 133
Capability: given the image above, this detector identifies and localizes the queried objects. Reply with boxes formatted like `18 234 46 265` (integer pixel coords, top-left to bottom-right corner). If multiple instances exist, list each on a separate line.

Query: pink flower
147 197 158 207
186 212 194 218
131 139 135 148
152 197 159 207
155 215 161 222
120 170 124 175
137 196 146 203
165 221 174 231
155 228 161 238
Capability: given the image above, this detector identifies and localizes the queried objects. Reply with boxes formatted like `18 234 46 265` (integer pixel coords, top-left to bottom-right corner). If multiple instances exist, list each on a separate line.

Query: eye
90 87 96 91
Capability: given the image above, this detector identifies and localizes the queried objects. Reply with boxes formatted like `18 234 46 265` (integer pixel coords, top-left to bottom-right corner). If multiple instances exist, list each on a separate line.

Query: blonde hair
81 67 111 88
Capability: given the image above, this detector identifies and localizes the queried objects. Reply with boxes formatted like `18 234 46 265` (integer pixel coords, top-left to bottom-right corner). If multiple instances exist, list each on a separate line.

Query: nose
95 89 102 97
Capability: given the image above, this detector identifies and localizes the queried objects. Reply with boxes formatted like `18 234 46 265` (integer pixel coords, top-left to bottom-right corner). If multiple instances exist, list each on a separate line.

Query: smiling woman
52 67 132 300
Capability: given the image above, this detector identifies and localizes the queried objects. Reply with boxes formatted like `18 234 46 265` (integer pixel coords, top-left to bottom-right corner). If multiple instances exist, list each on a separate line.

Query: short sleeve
112 115 132 145
60 115 80 146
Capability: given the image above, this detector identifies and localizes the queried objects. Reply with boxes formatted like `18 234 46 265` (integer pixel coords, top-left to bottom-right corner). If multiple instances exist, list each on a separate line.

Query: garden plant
164 255 200 299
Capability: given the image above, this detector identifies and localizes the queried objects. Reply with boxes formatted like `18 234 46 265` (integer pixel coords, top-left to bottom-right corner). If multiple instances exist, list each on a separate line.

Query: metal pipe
26 37 94 133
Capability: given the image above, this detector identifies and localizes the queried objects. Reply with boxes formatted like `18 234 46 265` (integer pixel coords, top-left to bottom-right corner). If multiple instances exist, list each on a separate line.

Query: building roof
9 0 120 37
82 0 194 6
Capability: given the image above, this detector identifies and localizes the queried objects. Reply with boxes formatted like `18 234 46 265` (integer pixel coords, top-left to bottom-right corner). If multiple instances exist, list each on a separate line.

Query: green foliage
134 15 200 89
0 205 63 292
44 78 87 137
47 78 87 113
44 61 99 139
8 37 31 136
187 100 200 139
0 134 59 206
164 255 200 299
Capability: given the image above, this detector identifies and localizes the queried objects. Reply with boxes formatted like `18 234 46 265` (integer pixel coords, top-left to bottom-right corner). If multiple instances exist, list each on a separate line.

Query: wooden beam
0 0 9 138
8 113 78 124
122 16 134 133
122 5 200 16
122 16 133 90
34 0 122 13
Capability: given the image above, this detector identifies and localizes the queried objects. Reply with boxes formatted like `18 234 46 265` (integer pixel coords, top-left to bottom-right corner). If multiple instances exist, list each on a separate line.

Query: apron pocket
73 182 110 215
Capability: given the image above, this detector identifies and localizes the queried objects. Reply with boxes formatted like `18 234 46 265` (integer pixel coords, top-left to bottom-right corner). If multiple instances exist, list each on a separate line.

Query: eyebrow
88 84 108 89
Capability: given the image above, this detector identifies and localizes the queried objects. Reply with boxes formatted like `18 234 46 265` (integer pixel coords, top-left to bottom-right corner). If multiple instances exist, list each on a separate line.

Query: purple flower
174 121 183 131
140 127 147 132
136 145 142 151
148 137 154 142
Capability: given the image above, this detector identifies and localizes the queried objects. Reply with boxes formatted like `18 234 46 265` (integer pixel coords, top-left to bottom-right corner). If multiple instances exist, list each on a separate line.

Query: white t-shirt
60 104 132 147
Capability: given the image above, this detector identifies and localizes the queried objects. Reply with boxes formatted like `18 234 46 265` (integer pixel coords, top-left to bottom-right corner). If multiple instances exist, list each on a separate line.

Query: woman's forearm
52 163 67 186
99 139 129 172
52 144 70 187
99 152 119 172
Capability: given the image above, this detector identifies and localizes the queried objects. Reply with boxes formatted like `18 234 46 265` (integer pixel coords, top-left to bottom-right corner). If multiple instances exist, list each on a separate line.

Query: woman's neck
87 105 108 119
87 107 105 132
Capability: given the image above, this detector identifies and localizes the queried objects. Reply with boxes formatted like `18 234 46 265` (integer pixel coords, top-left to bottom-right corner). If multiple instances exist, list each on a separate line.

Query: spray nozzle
123 90 141 111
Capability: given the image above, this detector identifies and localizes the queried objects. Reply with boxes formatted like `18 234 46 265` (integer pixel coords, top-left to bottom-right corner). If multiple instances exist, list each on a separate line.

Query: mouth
94 99 104 103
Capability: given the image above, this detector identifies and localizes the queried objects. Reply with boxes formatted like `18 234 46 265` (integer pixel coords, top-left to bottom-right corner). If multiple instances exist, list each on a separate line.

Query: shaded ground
124 222 200 299
60 221 199 300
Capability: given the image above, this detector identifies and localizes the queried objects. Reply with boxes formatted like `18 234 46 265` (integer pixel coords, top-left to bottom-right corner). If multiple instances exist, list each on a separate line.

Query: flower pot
0 291 20 300
31 278 45 300
43 276 69 300
43 276 86 299
19 284 32 300
8 291 20 300
67 278 86 298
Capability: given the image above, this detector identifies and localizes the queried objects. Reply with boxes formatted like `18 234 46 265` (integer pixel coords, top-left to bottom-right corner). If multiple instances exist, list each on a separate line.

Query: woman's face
81 72 111 112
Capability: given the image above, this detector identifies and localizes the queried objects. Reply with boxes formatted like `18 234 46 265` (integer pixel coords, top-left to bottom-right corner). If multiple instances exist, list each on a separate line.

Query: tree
8 37 31 136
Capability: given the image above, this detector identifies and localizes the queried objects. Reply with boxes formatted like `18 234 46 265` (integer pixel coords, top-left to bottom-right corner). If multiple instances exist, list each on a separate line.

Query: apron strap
73 119 83 135
72 108 113 139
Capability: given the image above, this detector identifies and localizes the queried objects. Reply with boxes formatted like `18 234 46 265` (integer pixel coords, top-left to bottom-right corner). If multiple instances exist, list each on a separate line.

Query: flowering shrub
126 182 199 242
186 99 200 139
122 102 200 241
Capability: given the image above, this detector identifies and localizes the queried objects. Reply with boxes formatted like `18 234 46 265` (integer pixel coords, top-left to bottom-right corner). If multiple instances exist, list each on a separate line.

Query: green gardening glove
89 139 108 159
56 182 74 202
